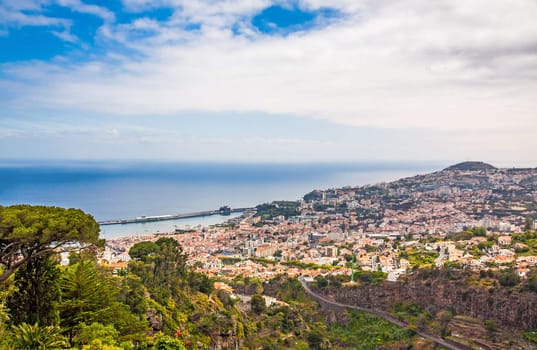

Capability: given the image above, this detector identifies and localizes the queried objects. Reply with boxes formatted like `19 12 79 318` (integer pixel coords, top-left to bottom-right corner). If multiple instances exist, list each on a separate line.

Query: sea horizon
2 159 446 238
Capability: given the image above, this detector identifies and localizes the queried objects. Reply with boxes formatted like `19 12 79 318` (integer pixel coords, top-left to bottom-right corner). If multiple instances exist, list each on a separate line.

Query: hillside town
103 162 537 282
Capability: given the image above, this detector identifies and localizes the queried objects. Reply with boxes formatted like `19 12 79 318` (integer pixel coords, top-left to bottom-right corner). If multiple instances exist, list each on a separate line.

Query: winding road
298 277 468 350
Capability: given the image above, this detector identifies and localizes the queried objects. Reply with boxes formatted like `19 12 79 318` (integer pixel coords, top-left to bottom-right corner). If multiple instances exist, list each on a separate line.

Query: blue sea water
0 160 443 238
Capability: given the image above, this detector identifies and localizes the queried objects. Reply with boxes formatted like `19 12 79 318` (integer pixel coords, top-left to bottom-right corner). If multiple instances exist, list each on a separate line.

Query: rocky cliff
316 272 537 331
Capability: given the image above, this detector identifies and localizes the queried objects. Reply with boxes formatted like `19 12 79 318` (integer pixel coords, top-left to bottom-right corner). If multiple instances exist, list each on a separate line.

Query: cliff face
318 276 537 331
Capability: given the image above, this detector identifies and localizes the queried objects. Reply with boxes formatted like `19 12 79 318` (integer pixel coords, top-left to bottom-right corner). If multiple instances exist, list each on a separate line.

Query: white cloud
0 0 114 42
51 28 79 43
0 5 69 28
56 0 115 22
3 0 537 134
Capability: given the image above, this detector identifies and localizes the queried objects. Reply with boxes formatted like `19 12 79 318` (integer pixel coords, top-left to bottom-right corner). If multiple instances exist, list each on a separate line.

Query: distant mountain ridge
443 161 497 171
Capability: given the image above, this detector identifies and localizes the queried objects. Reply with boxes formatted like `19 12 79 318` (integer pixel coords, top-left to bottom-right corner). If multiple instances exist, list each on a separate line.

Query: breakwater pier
98 207 254 225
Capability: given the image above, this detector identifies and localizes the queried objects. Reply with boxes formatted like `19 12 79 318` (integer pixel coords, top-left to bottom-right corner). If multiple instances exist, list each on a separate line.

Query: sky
1 0 537 166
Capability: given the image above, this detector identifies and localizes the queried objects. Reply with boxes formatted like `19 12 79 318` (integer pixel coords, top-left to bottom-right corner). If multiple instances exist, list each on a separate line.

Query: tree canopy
7 254 61 326
128 237 189 303
0 205 102 284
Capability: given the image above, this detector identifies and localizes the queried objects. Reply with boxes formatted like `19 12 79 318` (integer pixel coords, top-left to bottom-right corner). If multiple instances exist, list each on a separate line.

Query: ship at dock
218 205 231 215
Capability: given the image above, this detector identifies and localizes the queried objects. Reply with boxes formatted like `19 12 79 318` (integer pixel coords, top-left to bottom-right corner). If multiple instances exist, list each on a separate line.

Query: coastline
1 161 441 241
100 211 245 239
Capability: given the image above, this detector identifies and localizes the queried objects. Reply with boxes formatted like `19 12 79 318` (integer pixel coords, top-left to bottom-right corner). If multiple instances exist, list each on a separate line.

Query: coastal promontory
444 161 497 171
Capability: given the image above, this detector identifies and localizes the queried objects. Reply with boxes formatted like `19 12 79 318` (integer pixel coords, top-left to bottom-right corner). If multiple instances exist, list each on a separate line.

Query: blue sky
1 0 537 166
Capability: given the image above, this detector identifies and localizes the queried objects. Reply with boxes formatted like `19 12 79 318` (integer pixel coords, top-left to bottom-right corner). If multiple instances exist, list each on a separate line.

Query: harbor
98 209 251 239
97 206 254 225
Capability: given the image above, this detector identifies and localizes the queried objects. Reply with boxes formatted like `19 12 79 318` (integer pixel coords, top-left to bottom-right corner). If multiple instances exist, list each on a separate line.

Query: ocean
0 160 443 238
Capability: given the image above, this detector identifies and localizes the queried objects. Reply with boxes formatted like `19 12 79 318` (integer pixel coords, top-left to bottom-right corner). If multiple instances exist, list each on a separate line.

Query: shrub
9 323 68 350
152 335 187 350
528 272 537 293
484 320 497 332
498 270 520 287
250 295 266 314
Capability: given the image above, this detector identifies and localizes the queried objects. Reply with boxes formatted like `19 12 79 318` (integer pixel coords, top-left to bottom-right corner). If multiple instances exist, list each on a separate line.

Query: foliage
117 273 147 316
401 249 439 268
81 339 124 350
216 290 234 307
0 205 102 284
69 250 100 265
255 201 300 220
326 310 415 349
438 310 454 337
59 260 116 337
303 190 323 203
128 238 188 303
513 231 537 256
152 334 187 350
314 275 328 288
273 276 311 304
497 269 520 287
220 257 242 265
7 254 61 326
326 274 343 287
187 271 213 294
0 293 9 346
443 261 462 270
250 294 267 314
265 305 304 334
524 329 537 344
128 241 160 261
354 270 387 284
447 227 490 241
512 231 537 247
469 226 487 237
76 322 119 347
8 322 68 350
393 301 432 331
58 260 148 343
528 272 537 293
306 331 325 350
484 319 497 332
1 207 257 349
477 240 494 250
393 302 423 318
281 260 340 270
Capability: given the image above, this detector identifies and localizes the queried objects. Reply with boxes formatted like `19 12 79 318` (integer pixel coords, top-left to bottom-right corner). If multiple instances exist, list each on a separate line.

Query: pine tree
7 254 61 326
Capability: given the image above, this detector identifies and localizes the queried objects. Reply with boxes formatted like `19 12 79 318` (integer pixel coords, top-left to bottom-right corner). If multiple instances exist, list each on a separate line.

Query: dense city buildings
104 163 537 281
